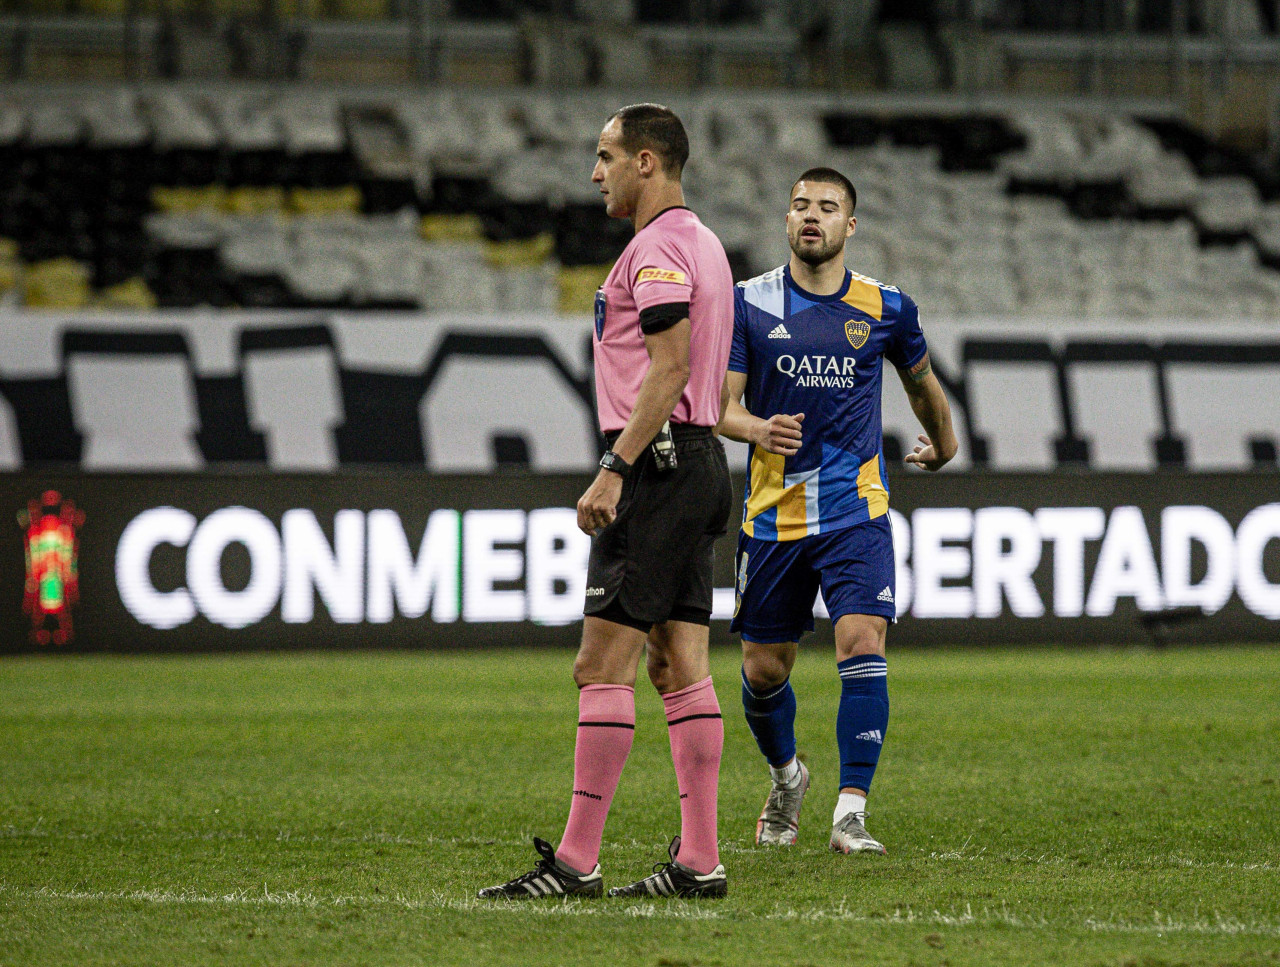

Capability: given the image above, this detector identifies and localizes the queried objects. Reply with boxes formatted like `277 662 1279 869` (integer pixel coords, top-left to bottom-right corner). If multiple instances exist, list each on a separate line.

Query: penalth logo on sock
854 729 884 744
877 586 894 603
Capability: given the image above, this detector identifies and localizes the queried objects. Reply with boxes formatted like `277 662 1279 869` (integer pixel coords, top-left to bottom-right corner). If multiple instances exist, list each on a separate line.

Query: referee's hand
578 469 624 535
752 413 804 456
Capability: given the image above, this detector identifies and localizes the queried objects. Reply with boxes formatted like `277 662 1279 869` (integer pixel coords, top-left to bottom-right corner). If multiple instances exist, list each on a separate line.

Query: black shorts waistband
604 424 714 449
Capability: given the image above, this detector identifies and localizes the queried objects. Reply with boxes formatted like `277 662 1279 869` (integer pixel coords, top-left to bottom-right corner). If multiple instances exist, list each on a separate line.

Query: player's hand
577 469 624 535
904 434 949 472
752 413 804 456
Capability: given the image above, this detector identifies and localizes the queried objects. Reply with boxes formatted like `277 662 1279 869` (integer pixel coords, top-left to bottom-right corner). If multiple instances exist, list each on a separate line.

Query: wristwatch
599 450 632 477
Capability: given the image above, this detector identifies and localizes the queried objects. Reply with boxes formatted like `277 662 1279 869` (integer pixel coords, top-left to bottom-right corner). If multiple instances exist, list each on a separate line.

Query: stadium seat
356 237 428 309
152 185 229 213
95 277 158 310
1194 176 1262 240
420 213 485 242
289 185 362 215
557 264 610 314
224 185 287 215
285 245 360 307
2 86 1279 317
24 258 93 310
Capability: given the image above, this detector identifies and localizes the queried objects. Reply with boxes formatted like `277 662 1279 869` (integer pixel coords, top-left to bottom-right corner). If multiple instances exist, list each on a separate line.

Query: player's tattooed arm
896 352 958 471
905 352 933 384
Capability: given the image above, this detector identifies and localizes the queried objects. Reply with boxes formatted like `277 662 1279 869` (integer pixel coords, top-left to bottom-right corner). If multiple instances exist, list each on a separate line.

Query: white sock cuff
833 792 867 825
769 758 802 788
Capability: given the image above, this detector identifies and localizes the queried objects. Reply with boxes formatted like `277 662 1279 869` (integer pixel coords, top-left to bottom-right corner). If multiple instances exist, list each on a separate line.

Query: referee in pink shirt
480 104 735 901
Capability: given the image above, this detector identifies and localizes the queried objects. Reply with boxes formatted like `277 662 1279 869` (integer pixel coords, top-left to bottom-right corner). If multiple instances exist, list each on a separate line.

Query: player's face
592 118 641 219
786 181 855 267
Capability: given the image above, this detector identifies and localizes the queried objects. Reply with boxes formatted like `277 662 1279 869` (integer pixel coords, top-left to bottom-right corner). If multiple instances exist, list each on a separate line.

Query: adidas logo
768 324 791 339
855 729 884 744
877 586 894 603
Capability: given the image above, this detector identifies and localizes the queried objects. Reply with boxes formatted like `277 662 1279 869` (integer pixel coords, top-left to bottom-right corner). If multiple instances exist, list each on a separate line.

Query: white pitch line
4 886 1280 937
5 821 1278 881
5 825 1274 873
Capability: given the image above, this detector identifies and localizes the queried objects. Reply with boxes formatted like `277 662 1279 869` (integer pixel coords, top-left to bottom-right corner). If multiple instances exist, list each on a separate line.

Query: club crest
845 318 870 349
594 288 606 340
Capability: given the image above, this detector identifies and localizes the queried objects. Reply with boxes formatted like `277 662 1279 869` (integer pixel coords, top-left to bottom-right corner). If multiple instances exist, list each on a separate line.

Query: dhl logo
636 268 688 285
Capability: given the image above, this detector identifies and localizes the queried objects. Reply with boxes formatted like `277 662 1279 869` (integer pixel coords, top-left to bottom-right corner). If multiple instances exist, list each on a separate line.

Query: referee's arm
715 371 804 456
577 315 692 534
609 317 692 466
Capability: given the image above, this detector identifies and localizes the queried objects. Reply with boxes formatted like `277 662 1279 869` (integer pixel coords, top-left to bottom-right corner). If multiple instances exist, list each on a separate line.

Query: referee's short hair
792 167 857 214
610 103 690 177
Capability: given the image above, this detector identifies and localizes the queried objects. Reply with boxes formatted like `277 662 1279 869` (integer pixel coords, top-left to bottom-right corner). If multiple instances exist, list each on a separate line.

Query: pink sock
662 676 723 874
556 684 635 874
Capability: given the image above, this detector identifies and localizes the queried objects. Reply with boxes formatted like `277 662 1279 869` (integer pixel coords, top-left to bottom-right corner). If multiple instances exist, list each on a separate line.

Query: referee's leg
554 616 649 876
645 620 723 875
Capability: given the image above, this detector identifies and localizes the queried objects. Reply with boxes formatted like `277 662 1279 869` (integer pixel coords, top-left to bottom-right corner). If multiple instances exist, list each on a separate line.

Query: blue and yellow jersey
728 264 928 542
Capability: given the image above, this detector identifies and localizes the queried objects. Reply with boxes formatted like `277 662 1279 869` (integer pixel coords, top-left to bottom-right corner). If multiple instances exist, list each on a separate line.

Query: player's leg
741 637 799 779
812 517 896 855
733 532 819 845
830 613 889 854
478 613 647 899
742 637 814 846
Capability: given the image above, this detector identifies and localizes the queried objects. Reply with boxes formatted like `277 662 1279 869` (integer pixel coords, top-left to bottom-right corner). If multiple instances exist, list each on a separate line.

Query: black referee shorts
584 424 733 633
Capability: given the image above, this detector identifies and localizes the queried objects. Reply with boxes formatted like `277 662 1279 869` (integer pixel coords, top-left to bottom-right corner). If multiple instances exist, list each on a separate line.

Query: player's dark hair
792 167 857 213
610 103 690 177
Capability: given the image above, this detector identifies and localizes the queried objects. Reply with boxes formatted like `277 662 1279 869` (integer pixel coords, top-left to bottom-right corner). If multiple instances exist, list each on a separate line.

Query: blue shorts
730 516 897 644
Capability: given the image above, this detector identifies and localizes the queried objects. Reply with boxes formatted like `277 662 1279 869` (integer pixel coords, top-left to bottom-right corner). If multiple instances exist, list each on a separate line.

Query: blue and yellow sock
741 666 797 768
836 654 889 792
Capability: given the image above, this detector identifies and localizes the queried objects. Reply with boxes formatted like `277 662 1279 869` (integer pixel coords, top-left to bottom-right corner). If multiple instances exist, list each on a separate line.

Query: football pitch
1 645 1277 966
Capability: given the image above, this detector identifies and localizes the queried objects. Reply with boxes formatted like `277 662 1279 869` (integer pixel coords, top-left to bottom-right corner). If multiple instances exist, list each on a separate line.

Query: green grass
1 645 1278 966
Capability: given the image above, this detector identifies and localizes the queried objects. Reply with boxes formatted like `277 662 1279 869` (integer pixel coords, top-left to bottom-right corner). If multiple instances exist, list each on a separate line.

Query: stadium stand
0 86 1278 317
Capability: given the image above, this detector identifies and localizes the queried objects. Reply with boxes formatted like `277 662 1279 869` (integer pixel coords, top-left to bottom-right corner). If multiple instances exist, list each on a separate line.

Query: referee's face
593 119 641 220
787 180 856 267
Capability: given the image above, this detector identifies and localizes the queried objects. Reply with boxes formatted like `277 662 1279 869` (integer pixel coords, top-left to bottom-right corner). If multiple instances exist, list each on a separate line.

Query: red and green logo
19 490 85 646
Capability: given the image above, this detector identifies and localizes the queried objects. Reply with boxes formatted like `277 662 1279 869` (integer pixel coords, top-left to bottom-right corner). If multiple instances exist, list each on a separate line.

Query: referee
479 104 735 901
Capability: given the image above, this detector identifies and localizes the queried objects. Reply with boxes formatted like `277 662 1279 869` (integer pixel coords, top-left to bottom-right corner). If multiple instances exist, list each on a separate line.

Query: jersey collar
639 205 692 234
784 264 851 303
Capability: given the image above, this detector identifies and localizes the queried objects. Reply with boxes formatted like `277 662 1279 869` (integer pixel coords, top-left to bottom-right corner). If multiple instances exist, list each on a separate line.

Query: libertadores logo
19 490 85 645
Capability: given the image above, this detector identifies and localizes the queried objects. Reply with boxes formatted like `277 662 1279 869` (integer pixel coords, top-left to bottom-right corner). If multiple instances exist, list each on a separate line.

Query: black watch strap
599 450 632 477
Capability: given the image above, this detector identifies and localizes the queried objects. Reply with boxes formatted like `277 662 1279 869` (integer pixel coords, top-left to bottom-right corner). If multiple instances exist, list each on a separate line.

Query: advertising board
4 471 1277 653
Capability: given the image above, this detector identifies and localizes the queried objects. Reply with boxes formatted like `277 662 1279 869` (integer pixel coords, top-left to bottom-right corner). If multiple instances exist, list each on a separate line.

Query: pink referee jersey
592 207 734 433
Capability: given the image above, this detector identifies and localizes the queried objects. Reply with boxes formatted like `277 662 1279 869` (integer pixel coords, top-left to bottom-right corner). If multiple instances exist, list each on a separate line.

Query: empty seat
1194 176 1262 236
284 251 360 307
24 258 93 310
357 239 428 308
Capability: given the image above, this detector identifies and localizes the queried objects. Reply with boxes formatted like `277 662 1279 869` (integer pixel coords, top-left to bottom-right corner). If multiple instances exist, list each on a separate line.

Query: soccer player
479 104 735 900
716 167 956 854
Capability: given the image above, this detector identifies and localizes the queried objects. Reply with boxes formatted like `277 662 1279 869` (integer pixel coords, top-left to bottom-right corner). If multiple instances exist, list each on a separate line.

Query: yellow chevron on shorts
856 453 889 520
842 274 884 321
744 449 811 541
